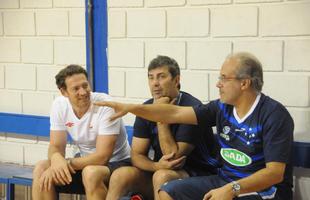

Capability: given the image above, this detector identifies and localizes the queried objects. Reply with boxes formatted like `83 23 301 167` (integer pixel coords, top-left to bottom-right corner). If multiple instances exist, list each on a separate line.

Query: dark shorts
183 165 217 177
55 158 131 194
160 175 264 200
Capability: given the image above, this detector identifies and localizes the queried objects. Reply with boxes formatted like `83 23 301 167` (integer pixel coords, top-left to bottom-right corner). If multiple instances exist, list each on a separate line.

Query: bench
0 112 134 200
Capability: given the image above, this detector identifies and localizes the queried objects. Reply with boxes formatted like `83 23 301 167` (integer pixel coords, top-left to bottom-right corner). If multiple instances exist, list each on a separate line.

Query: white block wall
0 0 85 165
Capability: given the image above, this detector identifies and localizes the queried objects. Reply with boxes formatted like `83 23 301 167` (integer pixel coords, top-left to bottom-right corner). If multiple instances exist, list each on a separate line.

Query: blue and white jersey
194 93 294 199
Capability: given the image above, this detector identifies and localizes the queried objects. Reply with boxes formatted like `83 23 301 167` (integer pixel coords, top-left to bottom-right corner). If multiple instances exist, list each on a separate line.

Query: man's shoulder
52 95 68 107
180 91 202 106
259 94 289 114
91 92 112 102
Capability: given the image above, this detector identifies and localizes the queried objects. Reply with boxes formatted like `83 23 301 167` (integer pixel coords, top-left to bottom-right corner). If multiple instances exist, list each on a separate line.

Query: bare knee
153 169 175 187
110 166 141 186
33 160 50 180
82 165 110 191
159 190 174 200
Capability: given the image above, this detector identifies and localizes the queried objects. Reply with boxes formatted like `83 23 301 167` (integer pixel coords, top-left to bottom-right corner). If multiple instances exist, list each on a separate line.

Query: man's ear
60 88 68 97
241 79 251 90
174 75 180 86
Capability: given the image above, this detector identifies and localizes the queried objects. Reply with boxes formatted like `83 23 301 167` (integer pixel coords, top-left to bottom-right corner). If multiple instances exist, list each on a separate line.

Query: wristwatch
231 181 241 197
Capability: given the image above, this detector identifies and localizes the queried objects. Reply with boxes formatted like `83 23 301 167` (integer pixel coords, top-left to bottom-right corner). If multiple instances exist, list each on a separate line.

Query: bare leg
152 169 189 200
32 160 58 200
159 190 174 200
106 166 153 200
82 165 111 200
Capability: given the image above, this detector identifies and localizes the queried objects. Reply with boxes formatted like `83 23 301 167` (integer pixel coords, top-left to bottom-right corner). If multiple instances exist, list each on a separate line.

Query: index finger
63 167 72 183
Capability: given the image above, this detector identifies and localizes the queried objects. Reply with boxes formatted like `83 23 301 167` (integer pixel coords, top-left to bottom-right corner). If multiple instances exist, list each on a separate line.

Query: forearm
238 168 283 194
157 123 178 156
128 104 186 124
132 154 159 172
229 163 285 195
48 145 65 160
70 152 110 170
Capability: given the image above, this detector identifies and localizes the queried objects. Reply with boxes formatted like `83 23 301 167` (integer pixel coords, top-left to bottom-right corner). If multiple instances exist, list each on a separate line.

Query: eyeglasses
218 75 241 83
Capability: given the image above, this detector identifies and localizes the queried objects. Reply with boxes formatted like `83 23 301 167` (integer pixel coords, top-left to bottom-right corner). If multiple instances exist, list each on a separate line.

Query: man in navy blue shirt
96 52 294 200
105 56 219 200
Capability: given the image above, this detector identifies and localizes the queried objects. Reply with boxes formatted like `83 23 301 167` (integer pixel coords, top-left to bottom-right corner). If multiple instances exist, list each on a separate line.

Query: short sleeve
97 106 121 135
133 116 152 138
263 105 294 163
50 99 66 131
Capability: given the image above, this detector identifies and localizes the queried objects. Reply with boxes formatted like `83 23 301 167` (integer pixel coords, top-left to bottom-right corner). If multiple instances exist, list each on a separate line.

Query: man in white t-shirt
32 64 131 200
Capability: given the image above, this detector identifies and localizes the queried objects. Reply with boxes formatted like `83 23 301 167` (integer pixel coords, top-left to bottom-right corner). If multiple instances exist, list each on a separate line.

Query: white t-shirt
50 92 131 162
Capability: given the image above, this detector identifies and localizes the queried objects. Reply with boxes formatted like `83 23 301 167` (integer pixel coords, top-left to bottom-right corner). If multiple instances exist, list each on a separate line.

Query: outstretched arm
94 100 198 125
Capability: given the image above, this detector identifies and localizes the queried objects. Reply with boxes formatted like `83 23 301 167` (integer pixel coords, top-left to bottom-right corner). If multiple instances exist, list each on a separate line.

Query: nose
216 80 222 88
151 78 160 87
78 87 88 96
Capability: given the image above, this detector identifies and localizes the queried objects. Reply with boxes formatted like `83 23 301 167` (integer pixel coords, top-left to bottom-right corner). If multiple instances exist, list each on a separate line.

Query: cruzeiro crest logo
220 148 252 167
220 126 231 141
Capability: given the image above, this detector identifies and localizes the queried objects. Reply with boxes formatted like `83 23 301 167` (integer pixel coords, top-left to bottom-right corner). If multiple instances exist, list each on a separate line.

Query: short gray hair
227 52 264 92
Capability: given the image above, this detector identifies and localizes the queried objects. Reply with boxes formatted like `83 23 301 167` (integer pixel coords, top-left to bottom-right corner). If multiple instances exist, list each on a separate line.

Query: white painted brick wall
285 39 310 71
0 39 20 62
53 0 84 8
146 0 185 7
5 64 36 90
211 6 257 37
189 0 231 5
54 39 86 65
263 74 309 107
167 8 209 37
288 108 310 133
0 14 3 35
22 92 54 116
37 65 62 91
109 69 125 97
3 11 35 35
108 40 144 68
187 41 232 70
6 134 37 144
126 70 150 98
69 10 85 36
0 65 4 88
0 0 19 9
21 39 53 64
235 0 281 3
0 132 6 141
108 11 126 38
261 3 310 36
20 0 52 8
145 41 186 69
36 11 69 36
234 40 283 71
108 0 143 8
209 73 220 101
127 10 166 38
0 141 24 164
181 71 209 101
24 144 48 165
0 90 22 113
